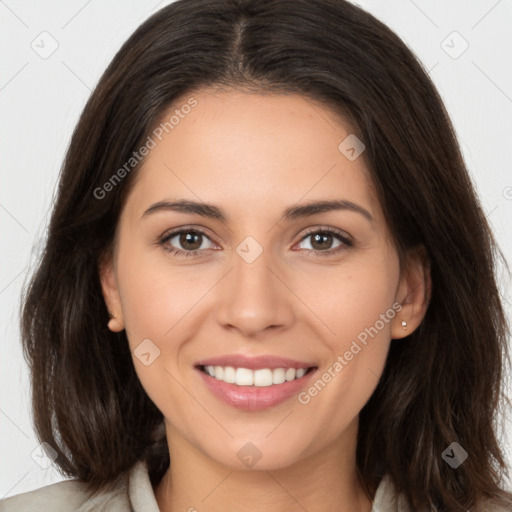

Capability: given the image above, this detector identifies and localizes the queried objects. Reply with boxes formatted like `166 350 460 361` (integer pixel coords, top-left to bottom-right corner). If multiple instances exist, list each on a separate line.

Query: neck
154 420 373 512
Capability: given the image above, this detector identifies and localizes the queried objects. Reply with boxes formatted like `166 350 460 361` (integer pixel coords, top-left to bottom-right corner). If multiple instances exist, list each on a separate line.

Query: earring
401 320 407 330
107 313 124 332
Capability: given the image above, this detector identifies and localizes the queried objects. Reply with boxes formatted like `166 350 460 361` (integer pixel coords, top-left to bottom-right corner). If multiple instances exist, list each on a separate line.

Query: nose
215 246 296 339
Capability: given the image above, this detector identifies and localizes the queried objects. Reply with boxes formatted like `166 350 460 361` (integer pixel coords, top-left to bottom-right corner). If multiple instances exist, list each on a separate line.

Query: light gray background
1 0 511 498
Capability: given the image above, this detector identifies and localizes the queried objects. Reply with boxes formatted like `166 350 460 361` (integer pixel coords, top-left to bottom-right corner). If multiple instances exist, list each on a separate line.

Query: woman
1 0 511 510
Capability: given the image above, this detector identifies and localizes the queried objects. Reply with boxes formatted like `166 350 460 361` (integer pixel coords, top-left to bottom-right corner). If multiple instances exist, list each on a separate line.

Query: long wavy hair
20 0 512 510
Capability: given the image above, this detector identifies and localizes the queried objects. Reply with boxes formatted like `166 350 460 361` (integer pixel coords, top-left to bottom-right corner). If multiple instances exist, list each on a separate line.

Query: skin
100 88 430 512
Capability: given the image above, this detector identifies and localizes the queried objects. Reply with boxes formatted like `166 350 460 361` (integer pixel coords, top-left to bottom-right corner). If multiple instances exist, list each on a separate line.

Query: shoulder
0 479 92 511
372 474 512 512
0 474 130 512
371 473 411 511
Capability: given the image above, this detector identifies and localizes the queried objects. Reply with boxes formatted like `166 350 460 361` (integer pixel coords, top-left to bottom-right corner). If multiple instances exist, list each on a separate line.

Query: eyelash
158 227 353 258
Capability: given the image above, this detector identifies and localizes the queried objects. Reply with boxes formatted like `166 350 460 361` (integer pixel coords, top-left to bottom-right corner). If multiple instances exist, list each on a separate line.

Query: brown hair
20 0 512 510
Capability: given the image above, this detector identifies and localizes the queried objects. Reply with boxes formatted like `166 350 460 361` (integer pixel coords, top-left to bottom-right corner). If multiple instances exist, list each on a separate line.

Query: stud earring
401 320 407 330
107 313 124 332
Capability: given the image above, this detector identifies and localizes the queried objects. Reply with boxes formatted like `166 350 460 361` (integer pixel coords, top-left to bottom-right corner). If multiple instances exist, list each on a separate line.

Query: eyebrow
141 199 374 223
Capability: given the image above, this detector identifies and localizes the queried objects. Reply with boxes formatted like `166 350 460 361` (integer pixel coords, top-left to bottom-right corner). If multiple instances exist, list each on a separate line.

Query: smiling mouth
197 365 317 387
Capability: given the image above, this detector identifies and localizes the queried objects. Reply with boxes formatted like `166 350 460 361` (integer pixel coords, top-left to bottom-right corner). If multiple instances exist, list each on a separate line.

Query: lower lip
196 367 317 411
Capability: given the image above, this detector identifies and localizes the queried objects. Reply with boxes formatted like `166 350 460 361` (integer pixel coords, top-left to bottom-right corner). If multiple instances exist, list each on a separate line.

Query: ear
98 250 125 332
391 245 431 339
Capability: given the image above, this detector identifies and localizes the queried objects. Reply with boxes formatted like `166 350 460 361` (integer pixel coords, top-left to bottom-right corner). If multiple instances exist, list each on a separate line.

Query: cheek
115 252 201 422
114 245 214 404
298 252 400 350
294 251 399 420
116 247 208 346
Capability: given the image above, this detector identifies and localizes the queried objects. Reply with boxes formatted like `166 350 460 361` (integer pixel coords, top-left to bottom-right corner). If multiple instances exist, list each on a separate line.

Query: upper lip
195 354 317 370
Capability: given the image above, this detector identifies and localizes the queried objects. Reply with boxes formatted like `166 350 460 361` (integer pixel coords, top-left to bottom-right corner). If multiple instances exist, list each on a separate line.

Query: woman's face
101 89 422 471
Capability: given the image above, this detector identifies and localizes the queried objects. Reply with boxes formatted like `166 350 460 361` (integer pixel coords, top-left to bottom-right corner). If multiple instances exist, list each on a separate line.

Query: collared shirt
0 460 507 511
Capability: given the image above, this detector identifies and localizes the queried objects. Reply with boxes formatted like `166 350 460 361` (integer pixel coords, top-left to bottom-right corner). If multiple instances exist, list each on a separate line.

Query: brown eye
160 229 215 257
297 228 353 255
310 232 336 251
177 232 204 251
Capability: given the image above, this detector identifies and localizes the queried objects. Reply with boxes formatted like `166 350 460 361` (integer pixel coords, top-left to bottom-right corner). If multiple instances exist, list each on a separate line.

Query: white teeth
254 369 273 386
214 366 224 380
272 368 286 384
235 367 254 386
223 366 236 383
202 365 311 386
285 368 296 381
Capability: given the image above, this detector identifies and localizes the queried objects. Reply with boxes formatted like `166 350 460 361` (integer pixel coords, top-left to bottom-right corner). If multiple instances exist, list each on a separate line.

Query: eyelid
159 226 218 251
293 226 353 253
158 225 353 257
296 226 352 244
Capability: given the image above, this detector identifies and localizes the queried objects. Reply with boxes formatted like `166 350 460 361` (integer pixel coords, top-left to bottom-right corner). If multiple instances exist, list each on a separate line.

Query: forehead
123 89 381 224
